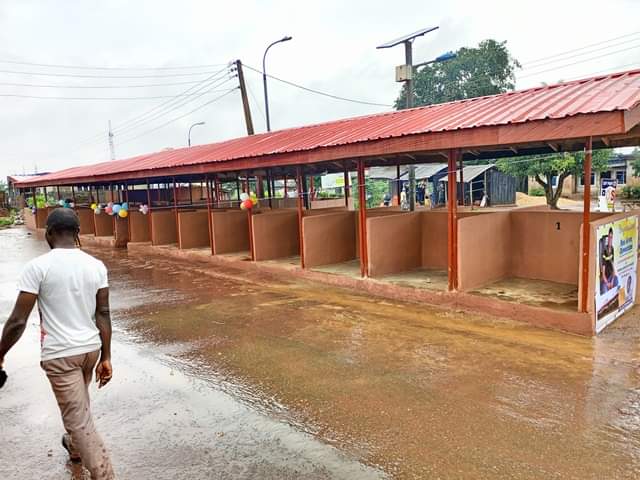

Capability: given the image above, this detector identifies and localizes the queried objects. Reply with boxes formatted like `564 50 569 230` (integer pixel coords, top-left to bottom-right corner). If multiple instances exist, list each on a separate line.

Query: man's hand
95 359 112 388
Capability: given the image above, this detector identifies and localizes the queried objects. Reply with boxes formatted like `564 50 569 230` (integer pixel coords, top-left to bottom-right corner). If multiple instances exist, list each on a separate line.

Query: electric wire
518 44 640 79
0 89 237 101
0 78 223 89
0 59 227 70
243 64 392 107
521 30 640 66
116 87 238 146
0 68 226 79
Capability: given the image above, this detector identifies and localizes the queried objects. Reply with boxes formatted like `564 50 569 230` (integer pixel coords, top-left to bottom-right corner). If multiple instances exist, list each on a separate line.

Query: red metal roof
18 68 640 187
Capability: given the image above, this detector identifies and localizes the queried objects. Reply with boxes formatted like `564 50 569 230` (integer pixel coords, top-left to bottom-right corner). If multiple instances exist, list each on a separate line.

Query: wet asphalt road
0 227 385 480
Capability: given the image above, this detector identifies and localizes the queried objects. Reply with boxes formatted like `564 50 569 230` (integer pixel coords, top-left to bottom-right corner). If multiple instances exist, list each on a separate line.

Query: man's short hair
46 208 80 235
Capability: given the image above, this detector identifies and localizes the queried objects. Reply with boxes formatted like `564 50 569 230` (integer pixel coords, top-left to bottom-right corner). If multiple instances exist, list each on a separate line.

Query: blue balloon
121 202 129 211
112 204 121 214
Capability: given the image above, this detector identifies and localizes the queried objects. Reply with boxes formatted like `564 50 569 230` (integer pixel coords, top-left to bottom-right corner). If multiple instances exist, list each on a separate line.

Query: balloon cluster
239 192 258 211
138 204 149 215
92 202 129 218
57 199 75 209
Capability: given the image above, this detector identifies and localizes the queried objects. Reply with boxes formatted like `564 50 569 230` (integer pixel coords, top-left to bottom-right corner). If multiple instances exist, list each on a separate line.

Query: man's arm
94 287 112 388
0 292 38 367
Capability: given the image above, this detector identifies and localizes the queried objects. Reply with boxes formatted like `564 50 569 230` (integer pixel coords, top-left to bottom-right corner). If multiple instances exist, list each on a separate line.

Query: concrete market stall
14 69 640 334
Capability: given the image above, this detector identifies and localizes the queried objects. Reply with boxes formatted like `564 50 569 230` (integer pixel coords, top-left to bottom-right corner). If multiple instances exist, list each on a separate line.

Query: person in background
0 208 115 479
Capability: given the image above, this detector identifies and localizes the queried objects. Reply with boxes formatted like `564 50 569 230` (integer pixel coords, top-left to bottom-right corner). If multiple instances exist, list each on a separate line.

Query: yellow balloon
90 203 97 210
251 197 258 206
118 209 129 218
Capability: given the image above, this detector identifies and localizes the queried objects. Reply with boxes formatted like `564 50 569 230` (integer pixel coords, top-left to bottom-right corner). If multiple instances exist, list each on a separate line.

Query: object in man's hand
0 368 7 389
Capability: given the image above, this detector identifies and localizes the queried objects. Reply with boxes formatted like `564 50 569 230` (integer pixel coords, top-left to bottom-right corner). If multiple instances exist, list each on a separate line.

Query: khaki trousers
42 350 115 480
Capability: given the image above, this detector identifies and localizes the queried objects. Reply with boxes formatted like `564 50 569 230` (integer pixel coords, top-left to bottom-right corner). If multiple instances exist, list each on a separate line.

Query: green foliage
621 185 640 200
496 150 611 178
529 186 545 197
396 39 520 108
0 180 7 192
630 148 640 177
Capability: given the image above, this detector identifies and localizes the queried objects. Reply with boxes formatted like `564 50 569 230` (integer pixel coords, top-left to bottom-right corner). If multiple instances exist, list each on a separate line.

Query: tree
496 150 612 209
630 148 640 177
395 39 520 109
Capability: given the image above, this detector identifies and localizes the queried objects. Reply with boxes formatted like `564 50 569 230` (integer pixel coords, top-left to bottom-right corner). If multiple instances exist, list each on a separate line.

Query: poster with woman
595 215 638 332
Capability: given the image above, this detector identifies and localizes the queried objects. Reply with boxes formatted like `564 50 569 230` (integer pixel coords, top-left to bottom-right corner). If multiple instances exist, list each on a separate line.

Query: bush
529 186 545 197
621 185 640 199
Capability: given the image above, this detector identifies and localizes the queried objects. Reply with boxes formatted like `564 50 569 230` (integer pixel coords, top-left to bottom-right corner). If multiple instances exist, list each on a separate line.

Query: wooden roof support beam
601 137 610 147
547 142 559 152
509 147 518 154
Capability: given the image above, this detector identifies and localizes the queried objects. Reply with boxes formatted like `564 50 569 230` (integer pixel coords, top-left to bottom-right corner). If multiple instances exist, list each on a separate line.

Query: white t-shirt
17 248 108 361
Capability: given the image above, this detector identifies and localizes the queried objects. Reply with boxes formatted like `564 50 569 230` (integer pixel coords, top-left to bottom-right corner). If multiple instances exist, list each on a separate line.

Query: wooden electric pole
235 60 254 136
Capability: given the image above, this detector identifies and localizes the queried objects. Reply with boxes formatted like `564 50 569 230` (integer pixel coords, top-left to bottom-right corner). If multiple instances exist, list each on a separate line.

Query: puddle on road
89 243 640 479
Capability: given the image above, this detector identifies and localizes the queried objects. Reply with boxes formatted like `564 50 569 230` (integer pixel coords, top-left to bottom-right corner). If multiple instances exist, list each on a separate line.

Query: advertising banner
595 215 638 332
599 178 618 212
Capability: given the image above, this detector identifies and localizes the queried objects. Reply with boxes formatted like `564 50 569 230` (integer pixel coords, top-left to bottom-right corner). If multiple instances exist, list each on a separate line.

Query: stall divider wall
355 207 405 259
76 207 95 235
151 210 178 245
510 210 611 285
128 210 150 243
177 210 210 249
302 211 356 268
457 212 512 291
94 212 114 237
211 210 250 254
367 212 422 277
251 209 300 261
114 217 129 248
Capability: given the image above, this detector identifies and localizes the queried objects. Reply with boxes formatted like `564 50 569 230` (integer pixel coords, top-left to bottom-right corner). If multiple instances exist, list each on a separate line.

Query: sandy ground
2 226 640 479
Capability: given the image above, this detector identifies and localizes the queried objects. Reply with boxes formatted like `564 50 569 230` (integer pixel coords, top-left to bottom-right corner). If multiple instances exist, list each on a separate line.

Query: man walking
0 208 115 479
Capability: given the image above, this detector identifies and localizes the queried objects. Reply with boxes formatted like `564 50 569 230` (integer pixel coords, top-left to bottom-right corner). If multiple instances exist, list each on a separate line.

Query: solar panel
376 26 439 49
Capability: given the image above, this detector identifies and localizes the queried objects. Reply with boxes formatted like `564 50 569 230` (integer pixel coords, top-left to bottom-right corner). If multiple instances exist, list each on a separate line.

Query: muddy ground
1 226 639 479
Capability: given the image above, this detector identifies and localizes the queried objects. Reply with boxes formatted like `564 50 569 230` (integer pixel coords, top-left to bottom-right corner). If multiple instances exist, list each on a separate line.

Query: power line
519 37 640 71
0 89 237 101
117 87 238 146
0 68 225 79
111 73 234 135
243 64 392 107
0 79 221 89
69 68 231 148
521 30 640 66
0 59 227 71
518 44 640 79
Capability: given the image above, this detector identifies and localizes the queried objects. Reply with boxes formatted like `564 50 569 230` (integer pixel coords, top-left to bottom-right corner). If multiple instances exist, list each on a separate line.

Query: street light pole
262 35 292 132
188 121 205 147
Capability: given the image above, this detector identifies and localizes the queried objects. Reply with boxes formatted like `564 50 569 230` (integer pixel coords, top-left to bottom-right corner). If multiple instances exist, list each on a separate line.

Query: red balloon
242 199 254 210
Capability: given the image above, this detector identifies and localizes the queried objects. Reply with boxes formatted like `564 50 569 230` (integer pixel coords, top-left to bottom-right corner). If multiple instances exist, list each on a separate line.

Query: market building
14 68 640 336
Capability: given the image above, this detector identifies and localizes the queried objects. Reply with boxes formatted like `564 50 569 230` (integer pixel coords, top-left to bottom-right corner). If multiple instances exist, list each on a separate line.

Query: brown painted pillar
309 175 315 203
284 174 288 200
244 171 250 194
146 179 154 246
296 166 306 269
173 177 181 248
458 154 464 206
214 176 221 206
266 170 273 209
447 150 459 291
580 137 593 312
357 158 368 278
344 164 350 209
124 183 131 242
205 176 214 255
396 163 401 206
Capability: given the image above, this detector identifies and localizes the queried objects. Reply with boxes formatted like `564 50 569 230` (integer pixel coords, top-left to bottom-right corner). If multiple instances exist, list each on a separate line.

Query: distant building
529 153 634 197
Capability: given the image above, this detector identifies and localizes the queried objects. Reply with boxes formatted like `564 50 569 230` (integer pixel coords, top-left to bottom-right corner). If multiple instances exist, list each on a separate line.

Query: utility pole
235 60 254 135
108 120 116 160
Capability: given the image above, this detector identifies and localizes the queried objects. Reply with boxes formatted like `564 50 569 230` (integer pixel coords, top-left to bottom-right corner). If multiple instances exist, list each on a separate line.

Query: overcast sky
1 0 639 180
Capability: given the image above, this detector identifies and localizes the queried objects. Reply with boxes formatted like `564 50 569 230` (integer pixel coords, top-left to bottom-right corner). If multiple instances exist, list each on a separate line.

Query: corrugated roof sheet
18 68 640 187
369 163 448 180
440 164 495 183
